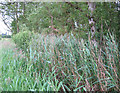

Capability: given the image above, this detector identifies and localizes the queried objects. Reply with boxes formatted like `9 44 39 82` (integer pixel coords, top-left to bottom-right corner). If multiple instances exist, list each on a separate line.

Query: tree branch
66 2 83 12
65 2 90 19
1 16 12 32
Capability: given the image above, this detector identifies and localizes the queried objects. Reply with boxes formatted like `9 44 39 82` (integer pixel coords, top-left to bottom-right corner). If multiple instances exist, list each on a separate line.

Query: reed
1 33 119 91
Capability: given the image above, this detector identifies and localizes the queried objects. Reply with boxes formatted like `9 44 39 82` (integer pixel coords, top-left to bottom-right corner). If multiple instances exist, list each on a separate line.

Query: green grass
1 33 120 91
0 39 15 91
1 49 63 91
1 39 63 91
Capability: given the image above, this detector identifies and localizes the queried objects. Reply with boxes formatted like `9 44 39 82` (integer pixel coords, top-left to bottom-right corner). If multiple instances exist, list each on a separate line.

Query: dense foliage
0 2 119 39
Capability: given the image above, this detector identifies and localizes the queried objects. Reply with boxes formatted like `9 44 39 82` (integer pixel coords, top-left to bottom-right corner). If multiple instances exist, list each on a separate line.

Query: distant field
0 38 15 49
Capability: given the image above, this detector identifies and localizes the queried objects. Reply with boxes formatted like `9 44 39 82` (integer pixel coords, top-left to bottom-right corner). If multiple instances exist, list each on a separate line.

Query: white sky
0 14 12 35
0 14 9 34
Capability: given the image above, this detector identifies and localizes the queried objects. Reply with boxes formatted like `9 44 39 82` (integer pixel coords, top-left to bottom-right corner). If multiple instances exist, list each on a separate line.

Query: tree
0 2 27 34
88 2 96 39
0 2 119 45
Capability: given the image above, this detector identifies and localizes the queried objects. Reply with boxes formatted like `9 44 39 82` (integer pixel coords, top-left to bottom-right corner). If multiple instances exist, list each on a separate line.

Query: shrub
12 31 34 52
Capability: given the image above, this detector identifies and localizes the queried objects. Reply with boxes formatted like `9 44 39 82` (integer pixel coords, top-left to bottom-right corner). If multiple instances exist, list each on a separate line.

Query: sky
0 13 12 35
0 1 12 35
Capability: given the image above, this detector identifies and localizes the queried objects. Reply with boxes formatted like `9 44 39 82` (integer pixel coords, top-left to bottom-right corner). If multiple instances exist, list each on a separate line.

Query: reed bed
1 33 119 91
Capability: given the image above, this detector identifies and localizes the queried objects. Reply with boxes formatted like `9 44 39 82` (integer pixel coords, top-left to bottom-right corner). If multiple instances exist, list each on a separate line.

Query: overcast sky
0 1 12 35
0 14 9 34
0 14 12 35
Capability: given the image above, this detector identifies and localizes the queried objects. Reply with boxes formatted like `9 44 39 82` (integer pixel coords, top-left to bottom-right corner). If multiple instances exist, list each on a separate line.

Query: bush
12 31 34 52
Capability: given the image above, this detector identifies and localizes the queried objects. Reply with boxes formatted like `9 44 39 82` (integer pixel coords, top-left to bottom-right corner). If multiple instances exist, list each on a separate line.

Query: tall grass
1 48 63 91
1 33 119 91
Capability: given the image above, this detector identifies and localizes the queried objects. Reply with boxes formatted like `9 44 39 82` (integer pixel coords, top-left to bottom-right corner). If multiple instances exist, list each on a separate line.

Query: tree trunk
88 2 96 39
88 2 97 47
